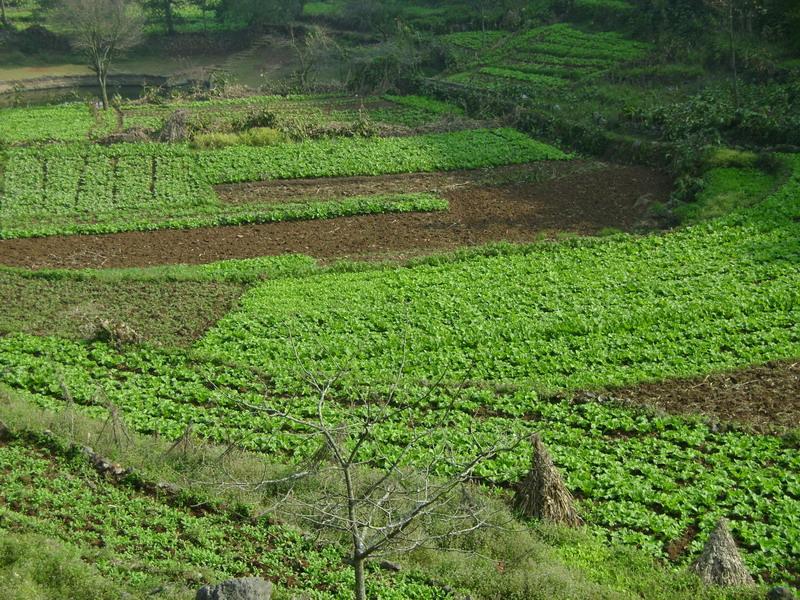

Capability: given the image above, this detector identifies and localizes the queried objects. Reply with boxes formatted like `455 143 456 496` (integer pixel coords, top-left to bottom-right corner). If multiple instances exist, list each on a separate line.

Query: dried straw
691 519 754 587
513 433 582 527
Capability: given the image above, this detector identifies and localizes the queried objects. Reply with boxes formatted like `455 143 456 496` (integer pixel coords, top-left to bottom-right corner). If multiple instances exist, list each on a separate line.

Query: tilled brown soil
215 161 600 203
0 163 671 270
596 360 800 433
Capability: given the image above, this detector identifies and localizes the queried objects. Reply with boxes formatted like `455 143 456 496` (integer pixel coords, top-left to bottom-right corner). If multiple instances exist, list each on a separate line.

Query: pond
0 85 146 108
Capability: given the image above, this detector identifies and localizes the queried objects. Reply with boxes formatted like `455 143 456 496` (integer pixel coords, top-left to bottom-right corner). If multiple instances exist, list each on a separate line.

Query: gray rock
767 587 797 600
196 577 273 600
378 560 401 572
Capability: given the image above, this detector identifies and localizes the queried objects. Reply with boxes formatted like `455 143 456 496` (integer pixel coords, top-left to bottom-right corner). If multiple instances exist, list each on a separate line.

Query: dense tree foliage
216 0 303 27
3 0 799 52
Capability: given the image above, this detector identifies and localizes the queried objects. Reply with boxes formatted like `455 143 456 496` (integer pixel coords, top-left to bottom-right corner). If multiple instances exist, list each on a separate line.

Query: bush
674 165 779 224
192 128 284 149
236 106 278 131
190 132 240 149
0 532 120 600
239 127 284 146
703 147 759 170
607 63 706 84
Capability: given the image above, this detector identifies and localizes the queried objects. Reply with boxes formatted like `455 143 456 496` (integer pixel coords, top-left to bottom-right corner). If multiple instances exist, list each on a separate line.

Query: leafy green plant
1 193 448 239
674 166 777 224
480 66 569 88
383 94 465 116
0 128 566 238
1 156 798 589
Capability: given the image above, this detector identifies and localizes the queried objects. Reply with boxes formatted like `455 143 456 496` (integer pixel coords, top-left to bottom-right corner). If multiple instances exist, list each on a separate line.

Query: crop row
3 193 447 239
479 67 570 87
507 61 603 79
1 159 798 584
0 332 797 587
445 72 516 91
0 128 564 237
196 128 565 183
0 436 445 599
442 30 507 51
573 0 633 10
3 144 214 219
446 72 572 95
513 24 650 62
0 104 117 144
447 24 650 88
442 25 649 94
198 155 799 391
382 94 465 117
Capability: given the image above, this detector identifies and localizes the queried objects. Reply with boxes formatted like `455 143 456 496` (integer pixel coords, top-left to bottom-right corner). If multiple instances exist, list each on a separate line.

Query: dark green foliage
625 82 800 147
217 0 303 26
142 0 181 35
627 0 713 45
345 25 434 93
234 106 278 130
341 0 402 38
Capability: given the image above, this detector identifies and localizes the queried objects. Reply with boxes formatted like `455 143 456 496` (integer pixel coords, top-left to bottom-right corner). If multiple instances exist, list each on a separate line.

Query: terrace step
217 35 279 72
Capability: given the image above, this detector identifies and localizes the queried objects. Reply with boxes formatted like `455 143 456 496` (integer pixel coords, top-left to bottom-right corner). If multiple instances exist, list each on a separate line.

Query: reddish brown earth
0 163 671 270
597 360 800 433
215 161 599 203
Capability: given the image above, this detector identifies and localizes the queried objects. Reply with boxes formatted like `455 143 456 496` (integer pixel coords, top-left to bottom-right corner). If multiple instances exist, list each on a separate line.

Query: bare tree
239 364 521 600
52 0 144 109
289 25 335 92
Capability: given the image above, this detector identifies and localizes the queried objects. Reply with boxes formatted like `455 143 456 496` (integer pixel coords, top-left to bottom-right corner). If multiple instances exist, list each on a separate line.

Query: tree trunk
728 3 739 110
97 62 110 110
164 0 175 35
0 0 9 27
353 556 367 600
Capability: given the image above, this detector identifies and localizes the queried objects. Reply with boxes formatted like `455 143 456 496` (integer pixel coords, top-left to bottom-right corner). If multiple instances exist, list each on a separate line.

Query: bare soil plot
0 163 672 270
0 273 245 347
215 161 598 203
598 360 800 433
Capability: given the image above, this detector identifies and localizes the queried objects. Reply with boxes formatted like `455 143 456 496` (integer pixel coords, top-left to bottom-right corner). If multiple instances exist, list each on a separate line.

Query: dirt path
0 164 671 270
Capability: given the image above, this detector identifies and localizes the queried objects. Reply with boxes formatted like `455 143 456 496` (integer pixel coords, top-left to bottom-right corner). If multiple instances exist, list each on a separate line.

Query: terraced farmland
442 24 650 92
1 86 798 600
1 115 565 238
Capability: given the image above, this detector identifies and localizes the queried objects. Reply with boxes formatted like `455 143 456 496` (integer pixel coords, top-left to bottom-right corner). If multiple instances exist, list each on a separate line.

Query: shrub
236 106 278 131
0 532 120 600
190 132 240 149
278 114 319 141
239 127 284 146
703 147 759 169
351 109 378 137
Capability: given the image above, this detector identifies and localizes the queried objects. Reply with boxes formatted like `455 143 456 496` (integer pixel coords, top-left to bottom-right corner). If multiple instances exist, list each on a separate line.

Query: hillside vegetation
0 1 798 599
